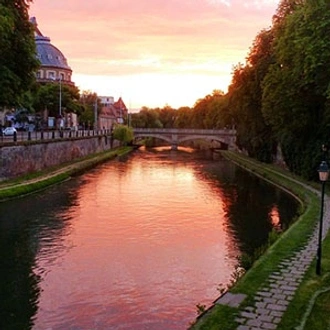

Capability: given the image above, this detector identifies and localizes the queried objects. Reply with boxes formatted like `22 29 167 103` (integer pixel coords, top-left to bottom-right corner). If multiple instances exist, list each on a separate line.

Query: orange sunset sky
29 0 279 110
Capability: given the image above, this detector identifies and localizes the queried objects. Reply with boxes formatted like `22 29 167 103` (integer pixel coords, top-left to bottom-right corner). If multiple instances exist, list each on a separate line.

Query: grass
0 146 134 201
190 150 325 330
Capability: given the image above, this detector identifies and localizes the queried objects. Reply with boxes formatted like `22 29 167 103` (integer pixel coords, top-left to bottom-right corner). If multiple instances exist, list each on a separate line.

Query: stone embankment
0 146 132 201
0 135 114 181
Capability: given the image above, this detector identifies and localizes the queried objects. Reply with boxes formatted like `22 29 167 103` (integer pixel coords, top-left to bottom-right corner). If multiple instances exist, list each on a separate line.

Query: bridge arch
134 133 173 144
177 135 231 148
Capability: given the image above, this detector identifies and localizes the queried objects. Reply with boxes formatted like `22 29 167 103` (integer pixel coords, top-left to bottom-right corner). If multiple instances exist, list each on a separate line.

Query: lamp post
316 160 329 275
59 75 62 117
94 97 98 130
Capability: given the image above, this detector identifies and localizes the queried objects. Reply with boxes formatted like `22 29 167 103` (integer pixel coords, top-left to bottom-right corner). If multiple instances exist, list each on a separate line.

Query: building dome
35 35 71 70
31 17 73 84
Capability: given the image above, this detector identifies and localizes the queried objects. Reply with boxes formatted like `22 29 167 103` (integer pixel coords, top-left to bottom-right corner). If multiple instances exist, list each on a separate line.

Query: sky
29 0 279 110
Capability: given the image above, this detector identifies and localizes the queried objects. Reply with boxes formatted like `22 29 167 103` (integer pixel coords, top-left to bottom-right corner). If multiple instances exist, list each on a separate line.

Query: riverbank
0 146 134 202
191 150 330 330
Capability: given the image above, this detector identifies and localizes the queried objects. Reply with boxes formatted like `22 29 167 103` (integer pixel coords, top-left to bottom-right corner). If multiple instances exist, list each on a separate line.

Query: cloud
29 0 279 107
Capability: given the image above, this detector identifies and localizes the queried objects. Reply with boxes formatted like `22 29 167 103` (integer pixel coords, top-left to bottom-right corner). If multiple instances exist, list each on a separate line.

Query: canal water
0 147 299 330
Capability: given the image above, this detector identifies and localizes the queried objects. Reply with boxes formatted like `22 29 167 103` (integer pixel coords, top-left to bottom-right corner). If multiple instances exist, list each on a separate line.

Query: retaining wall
0 135 115 180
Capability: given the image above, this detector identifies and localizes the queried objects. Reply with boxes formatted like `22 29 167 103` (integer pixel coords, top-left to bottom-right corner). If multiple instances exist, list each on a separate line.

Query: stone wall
0 136 114 180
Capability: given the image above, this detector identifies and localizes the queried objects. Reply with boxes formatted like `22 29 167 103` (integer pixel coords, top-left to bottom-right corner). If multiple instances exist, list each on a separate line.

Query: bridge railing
133 128 236 135
0 128 112 145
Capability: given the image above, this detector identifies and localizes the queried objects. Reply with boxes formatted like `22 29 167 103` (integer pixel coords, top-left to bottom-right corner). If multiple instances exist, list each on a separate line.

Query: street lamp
94 96 98 130
316 160 329 275
50 75 62 117
59 75 62 117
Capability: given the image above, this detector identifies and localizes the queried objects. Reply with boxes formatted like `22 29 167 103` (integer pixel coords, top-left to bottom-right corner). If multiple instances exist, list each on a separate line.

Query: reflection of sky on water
0 147 299 329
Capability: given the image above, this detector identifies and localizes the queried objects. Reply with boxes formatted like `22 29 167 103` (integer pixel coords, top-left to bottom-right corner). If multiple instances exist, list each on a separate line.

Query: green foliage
112 125 134 145
174 106 192 128
228 30 276 163
0 1 39 108
262 0 330 178
131 107 163 128
132 90 230 131
221 0 330 178
79 90 100 127
32 83 81 117
191 90 229 129
158 105 176 128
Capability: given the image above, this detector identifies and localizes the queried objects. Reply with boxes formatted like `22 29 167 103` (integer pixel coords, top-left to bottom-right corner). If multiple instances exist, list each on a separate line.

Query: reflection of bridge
133 128 236 150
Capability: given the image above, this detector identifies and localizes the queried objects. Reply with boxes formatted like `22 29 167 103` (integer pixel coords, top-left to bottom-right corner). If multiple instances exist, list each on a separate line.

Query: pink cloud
29 0 279 107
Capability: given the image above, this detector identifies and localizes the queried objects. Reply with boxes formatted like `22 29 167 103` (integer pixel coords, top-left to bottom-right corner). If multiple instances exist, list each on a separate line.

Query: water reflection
0 186 79 329
0 147 299 329
219 168 298 256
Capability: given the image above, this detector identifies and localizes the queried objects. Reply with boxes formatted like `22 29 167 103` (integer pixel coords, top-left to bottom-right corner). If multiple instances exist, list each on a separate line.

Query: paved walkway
216 186 330 330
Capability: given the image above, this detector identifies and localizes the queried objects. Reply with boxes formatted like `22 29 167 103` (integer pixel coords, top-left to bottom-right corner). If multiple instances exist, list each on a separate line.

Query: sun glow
73 72 232 109
30 0 279 109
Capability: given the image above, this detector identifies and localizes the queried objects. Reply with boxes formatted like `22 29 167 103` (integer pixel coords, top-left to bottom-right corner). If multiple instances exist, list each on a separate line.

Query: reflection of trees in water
133 148 299 261
199 162 299 258
220 168 299 257
0 181 80 329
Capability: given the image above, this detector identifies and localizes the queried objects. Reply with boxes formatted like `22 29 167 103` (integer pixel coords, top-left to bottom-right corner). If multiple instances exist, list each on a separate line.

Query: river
0 147 299 329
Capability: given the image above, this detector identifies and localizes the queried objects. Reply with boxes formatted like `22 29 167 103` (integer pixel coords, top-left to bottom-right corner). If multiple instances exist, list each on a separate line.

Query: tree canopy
261 0 330 177
0 1 39 108
130 91 230 131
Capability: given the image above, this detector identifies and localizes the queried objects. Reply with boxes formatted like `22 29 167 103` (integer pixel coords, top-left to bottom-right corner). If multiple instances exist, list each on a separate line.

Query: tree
131 107 163 128
174 106 192 128
188 91 230 130
33 83 81 118
272 0 304 26
262 0 330 177
0 1 39 108
158 105 176 128
227 28 276 162
112 124 134 145
79 90 100 127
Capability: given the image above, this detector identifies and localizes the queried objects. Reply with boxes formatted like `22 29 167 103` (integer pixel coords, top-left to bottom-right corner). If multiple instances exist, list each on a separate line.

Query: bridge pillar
171 134 178 150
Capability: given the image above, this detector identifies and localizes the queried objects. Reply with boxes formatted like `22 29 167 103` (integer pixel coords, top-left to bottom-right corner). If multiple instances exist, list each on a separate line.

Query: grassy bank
0 146 134 201
191 150 328 330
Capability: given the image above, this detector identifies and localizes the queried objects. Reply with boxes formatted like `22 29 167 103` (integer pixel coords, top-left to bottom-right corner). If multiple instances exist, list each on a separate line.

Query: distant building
99 96 115 107
98 97 128 129
31 17 74 86
30 17 77 129
30 17 127 130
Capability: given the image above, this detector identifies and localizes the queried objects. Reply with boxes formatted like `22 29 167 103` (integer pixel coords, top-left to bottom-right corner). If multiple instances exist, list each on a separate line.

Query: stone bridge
133 128 236 150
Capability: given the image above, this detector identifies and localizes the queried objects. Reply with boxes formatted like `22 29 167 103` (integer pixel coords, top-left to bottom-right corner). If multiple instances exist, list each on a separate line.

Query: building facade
98 97 128 129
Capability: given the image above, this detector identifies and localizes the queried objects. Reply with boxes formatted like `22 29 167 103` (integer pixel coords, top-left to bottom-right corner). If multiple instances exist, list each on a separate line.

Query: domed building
30 17 73 85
